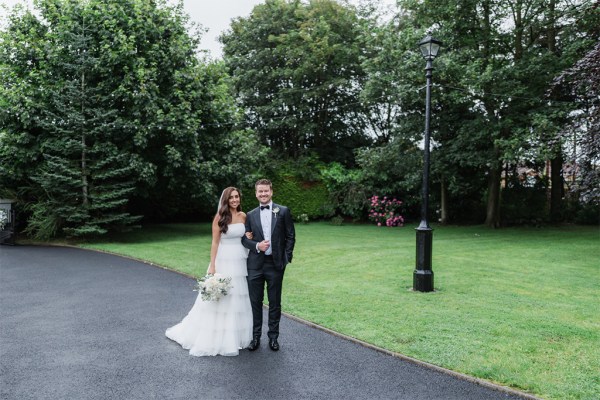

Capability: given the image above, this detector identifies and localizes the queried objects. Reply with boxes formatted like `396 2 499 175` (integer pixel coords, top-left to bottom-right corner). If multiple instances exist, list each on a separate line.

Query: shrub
368 195 404 227
330 215 344 226
320 162 367 219
241 165 329 219
501 179 548 226
272 175 329 219
574 203 600 225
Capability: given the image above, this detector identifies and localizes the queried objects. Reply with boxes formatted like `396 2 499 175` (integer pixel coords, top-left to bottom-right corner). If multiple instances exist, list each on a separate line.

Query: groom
242 179 295 351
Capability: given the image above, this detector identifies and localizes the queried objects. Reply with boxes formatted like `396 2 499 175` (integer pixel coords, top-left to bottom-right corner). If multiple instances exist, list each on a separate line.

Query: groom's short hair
255 179 272 189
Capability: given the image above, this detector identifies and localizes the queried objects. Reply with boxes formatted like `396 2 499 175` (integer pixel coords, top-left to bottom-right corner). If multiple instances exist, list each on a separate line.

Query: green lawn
80 223 600 400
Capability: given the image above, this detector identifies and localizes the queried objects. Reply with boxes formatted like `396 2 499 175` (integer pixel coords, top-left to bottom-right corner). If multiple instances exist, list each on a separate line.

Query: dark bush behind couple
166 179 296 356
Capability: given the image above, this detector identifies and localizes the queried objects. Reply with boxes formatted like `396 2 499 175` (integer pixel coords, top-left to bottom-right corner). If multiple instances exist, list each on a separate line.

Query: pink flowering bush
368 195 404 227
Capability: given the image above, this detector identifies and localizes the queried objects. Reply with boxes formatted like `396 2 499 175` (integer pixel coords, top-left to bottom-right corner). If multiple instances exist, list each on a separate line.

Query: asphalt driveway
0 245 536 400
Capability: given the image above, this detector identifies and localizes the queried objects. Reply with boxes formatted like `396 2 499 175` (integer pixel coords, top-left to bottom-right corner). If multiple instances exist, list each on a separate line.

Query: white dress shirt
259 202 272 255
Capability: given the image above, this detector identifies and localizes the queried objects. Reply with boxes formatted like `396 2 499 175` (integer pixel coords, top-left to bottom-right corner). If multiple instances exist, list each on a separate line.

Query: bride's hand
207 264 216 275
245 231 253 240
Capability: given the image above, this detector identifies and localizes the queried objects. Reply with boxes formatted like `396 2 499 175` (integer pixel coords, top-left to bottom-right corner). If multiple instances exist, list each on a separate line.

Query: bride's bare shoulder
232 211 246 224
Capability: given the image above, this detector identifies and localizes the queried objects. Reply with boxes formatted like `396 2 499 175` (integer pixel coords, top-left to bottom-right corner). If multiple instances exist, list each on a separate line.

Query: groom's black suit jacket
242 203 295 270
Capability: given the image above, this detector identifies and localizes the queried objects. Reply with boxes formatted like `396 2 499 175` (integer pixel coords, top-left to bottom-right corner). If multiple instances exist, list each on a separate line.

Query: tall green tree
26 0 140 237
221 0 371 165
551 40 600 220
356 2 495 224
0 0 266 237
357 8 423 146
386 0 595 226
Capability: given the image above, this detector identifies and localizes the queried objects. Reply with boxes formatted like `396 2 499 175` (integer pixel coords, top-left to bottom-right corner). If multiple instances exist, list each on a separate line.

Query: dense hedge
273 175 329 219
239 175 328 220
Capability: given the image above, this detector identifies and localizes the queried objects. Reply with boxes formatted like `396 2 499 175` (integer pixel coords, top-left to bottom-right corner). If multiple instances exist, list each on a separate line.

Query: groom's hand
258 240 270 252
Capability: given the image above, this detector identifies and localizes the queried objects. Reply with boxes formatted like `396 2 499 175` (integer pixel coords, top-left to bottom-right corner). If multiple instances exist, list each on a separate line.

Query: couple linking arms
166 179 296 356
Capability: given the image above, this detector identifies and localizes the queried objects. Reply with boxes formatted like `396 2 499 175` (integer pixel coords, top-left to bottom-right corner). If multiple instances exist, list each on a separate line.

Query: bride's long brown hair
217 187 242 234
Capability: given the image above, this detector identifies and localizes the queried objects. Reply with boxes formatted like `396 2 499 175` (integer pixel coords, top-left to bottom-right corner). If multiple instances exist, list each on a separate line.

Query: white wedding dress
165 223 253 356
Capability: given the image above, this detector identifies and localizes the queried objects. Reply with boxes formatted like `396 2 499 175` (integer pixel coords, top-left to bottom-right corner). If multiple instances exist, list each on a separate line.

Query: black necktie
260 205 270 210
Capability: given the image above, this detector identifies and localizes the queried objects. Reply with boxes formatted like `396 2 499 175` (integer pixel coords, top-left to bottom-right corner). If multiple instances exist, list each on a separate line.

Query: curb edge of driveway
281 312 543 400
37 244 543 400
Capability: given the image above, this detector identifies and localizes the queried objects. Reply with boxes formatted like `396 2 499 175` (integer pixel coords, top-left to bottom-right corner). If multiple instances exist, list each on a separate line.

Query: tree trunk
513 0 523 60
481 0 501 229
547 0 556 54
440 178 448 224
550 154 564 222
485 163 502 228
547 0 564 222
81 69 88 207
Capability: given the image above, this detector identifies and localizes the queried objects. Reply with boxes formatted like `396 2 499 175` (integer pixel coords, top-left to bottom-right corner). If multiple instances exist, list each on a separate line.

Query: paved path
1 245 535 400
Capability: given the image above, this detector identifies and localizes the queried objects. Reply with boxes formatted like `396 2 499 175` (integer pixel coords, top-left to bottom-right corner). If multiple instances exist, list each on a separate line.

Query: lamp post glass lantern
414 35 442 292
418 36 442 60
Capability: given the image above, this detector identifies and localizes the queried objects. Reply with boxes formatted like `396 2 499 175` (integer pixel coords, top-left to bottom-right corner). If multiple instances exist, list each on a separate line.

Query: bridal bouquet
195 273 232 301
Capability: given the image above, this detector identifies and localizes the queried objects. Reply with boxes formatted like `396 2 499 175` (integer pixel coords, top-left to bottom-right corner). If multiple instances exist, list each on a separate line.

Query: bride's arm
208 215 220 275
240 213 253 239
241 213 257 250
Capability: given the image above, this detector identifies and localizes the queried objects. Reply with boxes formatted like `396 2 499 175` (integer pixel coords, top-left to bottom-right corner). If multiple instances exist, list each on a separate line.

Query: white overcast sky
1 0 396 58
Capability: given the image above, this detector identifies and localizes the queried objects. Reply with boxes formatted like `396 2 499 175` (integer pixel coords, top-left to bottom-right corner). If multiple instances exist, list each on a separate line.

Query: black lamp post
414 35 442 292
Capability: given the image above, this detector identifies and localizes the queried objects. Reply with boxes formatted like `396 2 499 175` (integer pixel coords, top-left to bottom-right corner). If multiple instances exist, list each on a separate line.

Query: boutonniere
272 207 280 216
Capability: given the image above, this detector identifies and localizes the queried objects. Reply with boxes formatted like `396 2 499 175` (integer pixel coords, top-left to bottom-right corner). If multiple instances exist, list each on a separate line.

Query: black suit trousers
246 256 285 339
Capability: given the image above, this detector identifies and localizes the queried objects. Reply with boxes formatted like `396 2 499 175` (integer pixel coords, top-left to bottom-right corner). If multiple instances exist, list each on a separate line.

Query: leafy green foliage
272 174 329 219
2 0 596 231
552 39 600 213
501 176 549 226
371 0 596 226
319 162 366 218
221 0 372 165
1 0 143 238
319 139 422 221
0 0 266 236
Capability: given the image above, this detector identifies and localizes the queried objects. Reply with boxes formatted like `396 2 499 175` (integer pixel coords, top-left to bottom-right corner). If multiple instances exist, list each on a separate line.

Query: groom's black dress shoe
269 339 280 351
248 337 260 351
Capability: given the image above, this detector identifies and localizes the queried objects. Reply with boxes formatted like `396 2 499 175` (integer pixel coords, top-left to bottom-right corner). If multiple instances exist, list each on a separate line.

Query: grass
80 223 600 400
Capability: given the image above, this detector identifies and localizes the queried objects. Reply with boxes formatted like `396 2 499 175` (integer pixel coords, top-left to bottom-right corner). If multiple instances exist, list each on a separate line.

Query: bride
165 187 253 356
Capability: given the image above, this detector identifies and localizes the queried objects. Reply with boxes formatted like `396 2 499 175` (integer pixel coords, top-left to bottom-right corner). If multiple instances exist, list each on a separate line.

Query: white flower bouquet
194 273 232 301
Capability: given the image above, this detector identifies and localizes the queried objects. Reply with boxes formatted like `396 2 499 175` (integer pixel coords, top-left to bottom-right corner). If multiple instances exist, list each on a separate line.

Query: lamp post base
414 225 434 292
413 269 434 292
